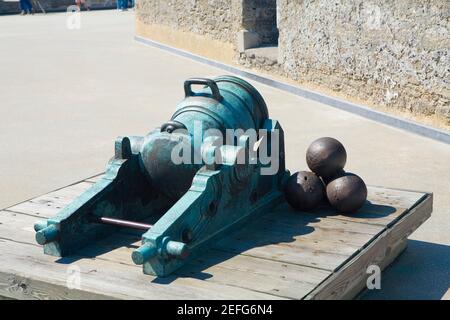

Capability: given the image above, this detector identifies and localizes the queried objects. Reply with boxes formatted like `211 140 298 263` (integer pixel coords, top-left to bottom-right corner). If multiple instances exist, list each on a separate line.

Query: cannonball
284 171 325 211
326 173 367 213
306 137 347 178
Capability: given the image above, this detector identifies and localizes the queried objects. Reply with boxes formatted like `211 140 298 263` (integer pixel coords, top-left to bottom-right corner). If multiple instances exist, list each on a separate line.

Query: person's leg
19 0 26 14
23 0 32 13
80 0 89 11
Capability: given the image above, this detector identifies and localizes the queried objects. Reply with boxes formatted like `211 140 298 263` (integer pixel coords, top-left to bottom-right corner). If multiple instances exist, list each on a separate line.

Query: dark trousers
117 0 127 9
20 0 33 12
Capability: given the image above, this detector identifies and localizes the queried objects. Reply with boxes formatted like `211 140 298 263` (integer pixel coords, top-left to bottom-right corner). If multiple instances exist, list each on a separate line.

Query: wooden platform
0 174 432 300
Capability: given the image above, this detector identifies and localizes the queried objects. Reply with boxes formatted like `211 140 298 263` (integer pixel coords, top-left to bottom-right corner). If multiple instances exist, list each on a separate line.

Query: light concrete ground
0 10 449 299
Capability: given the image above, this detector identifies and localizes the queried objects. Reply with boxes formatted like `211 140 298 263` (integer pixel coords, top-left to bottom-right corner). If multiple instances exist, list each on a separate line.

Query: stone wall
137 0 240 44
277 0 449 120
136 0 450 123
136 0 242 62
136 0 278 60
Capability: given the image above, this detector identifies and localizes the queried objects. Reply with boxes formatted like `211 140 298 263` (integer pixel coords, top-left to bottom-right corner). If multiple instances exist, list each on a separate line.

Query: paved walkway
0 10 449 299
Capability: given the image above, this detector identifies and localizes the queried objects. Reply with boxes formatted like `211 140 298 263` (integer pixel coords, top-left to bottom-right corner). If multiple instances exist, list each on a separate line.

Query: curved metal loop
184 78 222 101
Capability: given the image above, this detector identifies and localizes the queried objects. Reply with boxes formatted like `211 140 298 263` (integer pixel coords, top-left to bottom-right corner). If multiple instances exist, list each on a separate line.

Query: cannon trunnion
35 76 289 277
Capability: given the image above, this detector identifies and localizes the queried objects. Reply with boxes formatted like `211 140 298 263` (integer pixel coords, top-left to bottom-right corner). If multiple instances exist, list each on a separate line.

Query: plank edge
303 193 432 300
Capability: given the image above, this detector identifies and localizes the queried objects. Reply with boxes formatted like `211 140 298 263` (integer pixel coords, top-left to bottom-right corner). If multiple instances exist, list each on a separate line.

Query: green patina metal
35 75 289 277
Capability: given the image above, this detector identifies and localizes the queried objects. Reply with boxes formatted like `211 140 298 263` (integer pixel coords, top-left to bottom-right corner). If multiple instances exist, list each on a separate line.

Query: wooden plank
6 183 394 272
0 238 280 300
0 173 432 300
0 209 329 299
283 187 426 227
80 234 330 300
0 210 328 299
6 182 93 218
4 181 397 272
85 234 330 300
383 194 433 251
304 193 432 300
6 176 425 229
176 250 328 299
215 205 385 271
0 265 115 300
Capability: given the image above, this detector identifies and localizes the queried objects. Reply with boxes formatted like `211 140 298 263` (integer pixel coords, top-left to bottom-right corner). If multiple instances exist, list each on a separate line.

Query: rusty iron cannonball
306 137 347 178
284 171 325 211
326 172 367 213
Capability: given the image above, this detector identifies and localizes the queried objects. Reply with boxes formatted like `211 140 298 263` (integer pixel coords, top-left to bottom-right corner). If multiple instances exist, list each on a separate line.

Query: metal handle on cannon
184 78 222 101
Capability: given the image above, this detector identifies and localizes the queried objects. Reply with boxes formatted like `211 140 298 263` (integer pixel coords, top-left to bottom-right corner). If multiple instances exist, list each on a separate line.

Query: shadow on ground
360 239 450 300
152 201 394 284
151 202 319 283
53 199 397 286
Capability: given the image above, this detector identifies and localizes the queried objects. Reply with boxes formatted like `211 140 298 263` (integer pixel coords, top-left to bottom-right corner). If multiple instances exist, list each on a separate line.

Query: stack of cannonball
284 137 367 213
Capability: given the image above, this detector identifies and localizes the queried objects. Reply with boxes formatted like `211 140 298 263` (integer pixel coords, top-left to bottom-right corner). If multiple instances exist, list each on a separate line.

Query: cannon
34 76 289 277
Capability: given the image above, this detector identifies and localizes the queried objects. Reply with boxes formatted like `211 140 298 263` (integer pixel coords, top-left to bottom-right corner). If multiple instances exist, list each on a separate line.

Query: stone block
237 29 260 52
